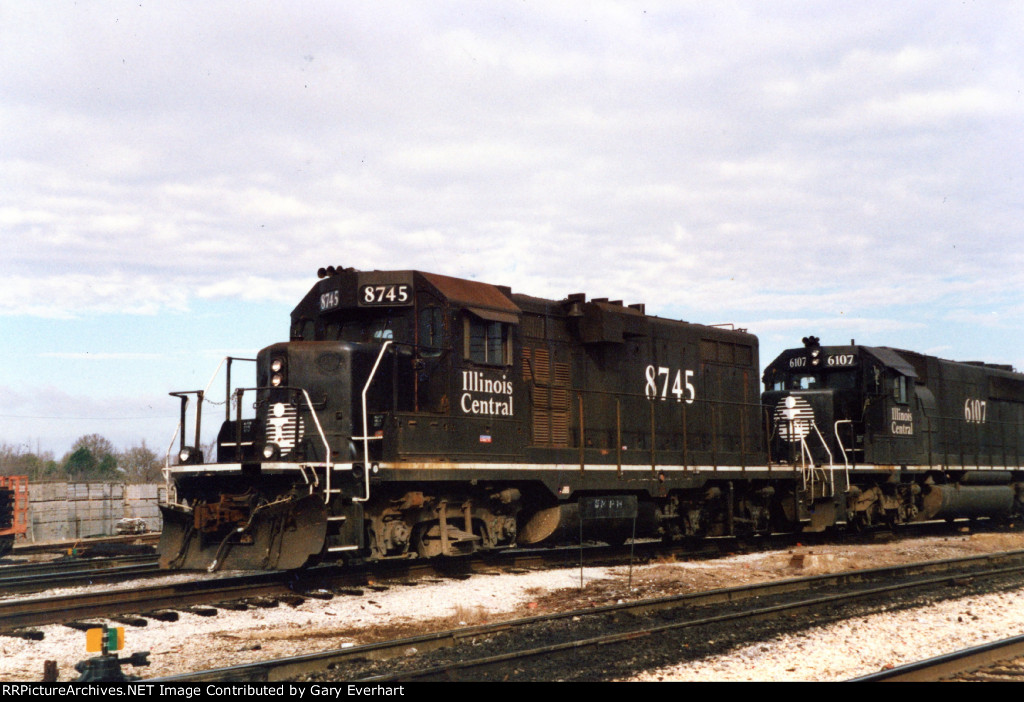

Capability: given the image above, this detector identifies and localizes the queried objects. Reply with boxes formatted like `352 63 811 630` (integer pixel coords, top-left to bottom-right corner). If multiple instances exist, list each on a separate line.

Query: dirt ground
8 529 1024 681
523 531 1024 613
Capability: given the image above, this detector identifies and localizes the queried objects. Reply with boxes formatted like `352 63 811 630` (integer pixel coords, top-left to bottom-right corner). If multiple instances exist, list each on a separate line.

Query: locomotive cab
762 337 920 470
160 267 527 570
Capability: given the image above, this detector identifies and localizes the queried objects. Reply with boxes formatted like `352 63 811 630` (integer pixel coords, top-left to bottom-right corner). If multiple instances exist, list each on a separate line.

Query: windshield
295 311 407 343
770 370 857 391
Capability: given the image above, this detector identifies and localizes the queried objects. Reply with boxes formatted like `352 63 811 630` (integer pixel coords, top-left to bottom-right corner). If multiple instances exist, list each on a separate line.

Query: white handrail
354 340 392 503
163 356 231 470
810 422 835 495
163 411 183 506
795 419 837 497
834 419 853 489
296 388 328 494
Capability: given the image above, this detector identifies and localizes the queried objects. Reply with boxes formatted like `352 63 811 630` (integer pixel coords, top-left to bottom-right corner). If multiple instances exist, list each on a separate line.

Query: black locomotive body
160 267 781 570
159 268 1024 571
762 336 1024 530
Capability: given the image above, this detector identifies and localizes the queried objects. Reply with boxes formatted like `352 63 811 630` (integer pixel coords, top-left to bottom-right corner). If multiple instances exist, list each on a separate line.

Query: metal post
682 401 689 470
579 508 584 590
649 401 656 471
225 358 232 423
235 388 245 459
578 392 585 472
176 394 189 454
616 399 622 477
194 390 204 453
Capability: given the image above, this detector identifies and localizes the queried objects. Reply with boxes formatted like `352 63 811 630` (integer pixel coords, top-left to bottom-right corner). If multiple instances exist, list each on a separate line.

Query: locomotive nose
774 394 815 442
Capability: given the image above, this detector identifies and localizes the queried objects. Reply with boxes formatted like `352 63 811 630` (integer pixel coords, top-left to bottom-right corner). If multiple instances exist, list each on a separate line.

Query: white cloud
0 273 191 318
2 2 1023 450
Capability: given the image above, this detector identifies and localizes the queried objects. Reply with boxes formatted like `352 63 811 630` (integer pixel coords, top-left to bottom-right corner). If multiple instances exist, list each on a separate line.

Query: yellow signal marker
85 626 124 652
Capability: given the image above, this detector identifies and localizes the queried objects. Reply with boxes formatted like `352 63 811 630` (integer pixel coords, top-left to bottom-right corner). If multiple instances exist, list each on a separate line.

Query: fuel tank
517 500 658 546
919 483 1015 521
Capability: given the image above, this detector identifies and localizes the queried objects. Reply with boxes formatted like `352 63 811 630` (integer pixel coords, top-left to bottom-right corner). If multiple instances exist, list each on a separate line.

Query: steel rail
851 634 1024 682
148 549 1024 682
0 542 634 632
359 560 1024 682
0 571 298 631
9 532 160 556
0 556 159 595
1 524 1013 634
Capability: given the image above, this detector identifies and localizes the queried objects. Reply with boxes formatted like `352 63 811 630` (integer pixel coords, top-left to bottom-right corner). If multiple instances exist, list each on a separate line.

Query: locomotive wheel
413 520 480 558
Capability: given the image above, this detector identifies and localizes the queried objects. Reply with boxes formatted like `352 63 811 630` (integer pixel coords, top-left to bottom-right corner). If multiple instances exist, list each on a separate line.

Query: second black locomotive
763 336 1024 530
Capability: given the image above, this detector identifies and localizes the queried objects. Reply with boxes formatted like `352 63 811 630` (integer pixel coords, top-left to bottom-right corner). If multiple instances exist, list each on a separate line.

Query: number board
359 283 412 306
319 290 341 312
579 495 639 520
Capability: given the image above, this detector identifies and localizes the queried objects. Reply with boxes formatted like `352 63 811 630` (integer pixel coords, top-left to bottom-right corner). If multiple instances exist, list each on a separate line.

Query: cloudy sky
2 1 1022 456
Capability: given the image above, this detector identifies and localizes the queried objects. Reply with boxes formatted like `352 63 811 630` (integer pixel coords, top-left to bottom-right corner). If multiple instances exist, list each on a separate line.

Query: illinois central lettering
460 371 514 416
891 406 914 435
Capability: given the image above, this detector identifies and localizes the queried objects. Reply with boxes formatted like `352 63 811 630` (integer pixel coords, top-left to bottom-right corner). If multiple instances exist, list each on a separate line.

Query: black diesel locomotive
763 337 1024 530
159 268 1024 570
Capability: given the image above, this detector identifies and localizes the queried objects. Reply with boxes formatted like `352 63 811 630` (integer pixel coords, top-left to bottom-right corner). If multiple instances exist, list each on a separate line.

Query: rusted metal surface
420 271 521 316
0 475 29 537
160 495 327 571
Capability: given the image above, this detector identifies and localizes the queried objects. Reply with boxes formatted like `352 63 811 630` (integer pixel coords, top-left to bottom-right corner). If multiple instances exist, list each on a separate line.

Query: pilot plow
159 493 328 571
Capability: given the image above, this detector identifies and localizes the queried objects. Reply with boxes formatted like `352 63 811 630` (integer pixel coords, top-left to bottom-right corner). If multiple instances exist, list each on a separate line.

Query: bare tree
119 441 164 483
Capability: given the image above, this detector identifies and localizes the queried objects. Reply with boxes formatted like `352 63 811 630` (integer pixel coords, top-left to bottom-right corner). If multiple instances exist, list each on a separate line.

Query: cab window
465 316 510 365
789 374 820 390
419 306 445 357
893 375 908 404
318 312 404 343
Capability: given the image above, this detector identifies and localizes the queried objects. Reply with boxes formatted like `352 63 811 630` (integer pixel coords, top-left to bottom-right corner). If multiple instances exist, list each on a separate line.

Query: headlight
263 443 279 460
178 446 203 464
269 357 286 386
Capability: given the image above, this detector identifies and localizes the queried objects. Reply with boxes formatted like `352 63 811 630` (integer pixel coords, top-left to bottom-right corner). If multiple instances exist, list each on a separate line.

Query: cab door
415 291 449 413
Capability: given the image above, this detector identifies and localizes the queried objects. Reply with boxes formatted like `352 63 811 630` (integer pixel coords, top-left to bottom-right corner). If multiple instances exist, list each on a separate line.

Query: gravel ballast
4 531 1024 682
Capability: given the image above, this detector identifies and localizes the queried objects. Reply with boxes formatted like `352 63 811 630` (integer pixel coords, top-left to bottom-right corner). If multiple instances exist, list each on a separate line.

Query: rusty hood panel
420 271 521 317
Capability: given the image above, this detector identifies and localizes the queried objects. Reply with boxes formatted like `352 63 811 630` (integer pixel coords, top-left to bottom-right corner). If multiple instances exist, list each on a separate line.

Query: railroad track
9 533 160 556
148 549 1024 682
0 541 658 634
0 529 939 636
0 554 160 595
7 528 1023 680
852 634 1024 682
0 570 307 633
